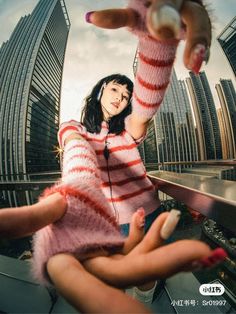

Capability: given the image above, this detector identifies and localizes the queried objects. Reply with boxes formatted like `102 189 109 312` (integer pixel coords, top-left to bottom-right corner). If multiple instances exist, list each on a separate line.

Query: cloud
60 0 138 122
0 0 37 45
1 0 235 122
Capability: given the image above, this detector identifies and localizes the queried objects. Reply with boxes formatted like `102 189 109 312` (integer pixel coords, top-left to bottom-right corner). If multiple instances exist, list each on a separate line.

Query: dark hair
81 74 133 134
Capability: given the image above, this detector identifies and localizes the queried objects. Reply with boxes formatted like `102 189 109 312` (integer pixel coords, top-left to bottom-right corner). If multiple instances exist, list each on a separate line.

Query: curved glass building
217 16 236 78
186 71 222 160
216 79 236 159
0 0 70 206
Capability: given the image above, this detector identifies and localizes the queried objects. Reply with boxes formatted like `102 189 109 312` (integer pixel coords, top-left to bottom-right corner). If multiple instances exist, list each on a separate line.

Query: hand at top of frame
85 0 211 74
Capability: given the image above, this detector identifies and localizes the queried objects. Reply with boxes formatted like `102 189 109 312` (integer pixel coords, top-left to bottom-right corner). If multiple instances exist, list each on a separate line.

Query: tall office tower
0 0 70 206
217 108 229 160
215 79 236 159
140 70 198 171
186 71 222 160
199 72 222 159
178 80 198 162
217 16 236 78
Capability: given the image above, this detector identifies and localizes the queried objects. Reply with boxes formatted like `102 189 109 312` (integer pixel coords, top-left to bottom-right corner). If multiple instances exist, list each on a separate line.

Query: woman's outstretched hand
82 211 227 288
47 210 227 313
85 0 211 74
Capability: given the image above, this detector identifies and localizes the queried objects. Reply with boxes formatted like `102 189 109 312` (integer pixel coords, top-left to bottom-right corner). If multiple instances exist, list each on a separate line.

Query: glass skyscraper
0 0 70 206
186 71 222 160
217 16 236 78
215 79 236 159
140 70 198 171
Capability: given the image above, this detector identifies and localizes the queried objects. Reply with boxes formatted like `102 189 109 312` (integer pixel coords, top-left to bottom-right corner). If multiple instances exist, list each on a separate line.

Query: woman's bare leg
47 253 151 314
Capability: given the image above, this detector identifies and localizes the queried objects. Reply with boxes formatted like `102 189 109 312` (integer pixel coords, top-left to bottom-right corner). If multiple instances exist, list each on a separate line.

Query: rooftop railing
148 170 236 234
0 165 235 232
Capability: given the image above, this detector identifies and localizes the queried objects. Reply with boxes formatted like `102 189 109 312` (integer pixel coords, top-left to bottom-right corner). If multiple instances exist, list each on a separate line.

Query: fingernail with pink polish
187 44 206 74
85 11 94 23
137 207 145 228
191 248 228 271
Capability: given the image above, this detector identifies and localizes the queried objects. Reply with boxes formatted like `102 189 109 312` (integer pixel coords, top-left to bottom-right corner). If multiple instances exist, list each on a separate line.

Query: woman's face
100 81 131 121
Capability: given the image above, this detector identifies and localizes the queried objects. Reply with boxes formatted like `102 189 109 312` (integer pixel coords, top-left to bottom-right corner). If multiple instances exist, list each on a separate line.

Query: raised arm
86 0 211 139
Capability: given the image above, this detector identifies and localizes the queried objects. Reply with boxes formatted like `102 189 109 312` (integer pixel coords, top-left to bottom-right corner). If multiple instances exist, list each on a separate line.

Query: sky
0 0 236 123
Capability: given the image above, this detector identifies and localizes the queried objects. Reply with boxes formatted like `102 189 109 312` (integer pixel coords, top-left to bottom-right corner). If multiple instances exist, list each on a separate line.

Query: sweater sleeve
128 0 179 120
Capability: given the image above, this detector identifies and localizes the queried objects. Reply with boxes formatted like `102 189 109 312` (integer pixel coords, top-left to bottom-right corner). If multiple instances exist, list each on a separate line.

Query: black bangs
112 77 133 96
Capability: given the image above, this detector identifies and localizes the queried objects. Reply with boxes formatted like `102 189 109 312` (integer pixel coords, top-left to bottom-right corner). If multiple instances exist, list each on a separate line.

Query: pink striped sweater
31 1 181 285
58 0 179 225
58 119 160 225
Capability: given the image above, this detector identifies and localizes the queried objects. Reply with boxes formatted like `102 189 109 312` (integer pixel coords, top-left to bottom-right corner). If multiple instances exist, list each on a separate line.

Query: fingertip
136 207 145 217
85 11 95 24
136 207 145 229
181 1 211 73
129 208 145 231
85 8 137 29
186 43 208 74
160 209 181 240
147 4 181 40
191 247 228 270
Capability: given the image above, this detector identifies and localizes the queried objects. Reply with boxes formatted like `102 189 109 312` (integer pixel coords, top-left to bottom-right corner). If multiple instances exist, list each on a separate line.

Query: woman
0 0 225 313
47 0 211 302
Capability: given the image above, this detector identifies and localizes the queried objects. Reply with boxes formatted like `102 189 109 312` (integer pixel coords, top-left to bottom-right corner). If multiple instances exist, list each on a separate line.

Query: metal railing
148 170 236 234
0 166 235 233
